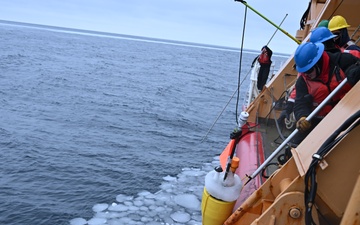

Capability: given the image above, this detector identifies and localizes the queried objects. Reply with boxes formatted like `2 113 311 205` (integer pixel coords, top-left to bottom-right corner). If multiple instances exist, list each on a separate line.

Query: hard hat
294 42 324 73
317 20 329 28
310 27 337 43
328 15 350 31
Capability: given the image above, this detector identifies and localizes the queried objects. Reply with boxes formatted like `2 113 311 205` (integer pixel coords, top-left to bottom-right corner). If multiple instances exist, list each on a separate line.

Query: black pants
257 64 271 90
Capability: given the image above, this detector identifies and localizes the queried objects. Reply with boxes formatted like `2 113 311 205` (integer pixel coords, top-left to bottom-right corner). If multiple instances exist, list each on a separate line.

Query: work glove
346 60 360 85
296 117 311 132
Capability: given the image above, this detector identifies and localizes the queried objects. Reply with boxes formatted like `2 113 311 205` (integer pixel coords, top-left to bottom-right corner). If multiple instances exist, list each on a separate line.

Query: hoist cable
235 4 248 125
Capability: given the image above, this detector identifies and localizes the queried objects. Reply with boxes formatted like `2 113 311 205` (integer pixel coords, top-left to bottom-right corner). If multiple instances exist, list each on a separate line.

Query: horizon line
0 19 290 56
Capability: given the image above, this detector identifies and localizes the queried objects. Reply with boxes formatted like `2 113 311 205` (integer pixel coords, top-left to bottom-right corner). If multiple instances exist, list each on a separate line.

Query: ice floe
70 157 219 225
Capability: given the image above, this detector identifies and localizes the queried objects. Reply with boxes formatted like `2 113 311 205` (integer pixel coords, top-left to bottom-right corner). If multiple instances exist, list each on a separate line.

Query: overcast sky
0 0 310 54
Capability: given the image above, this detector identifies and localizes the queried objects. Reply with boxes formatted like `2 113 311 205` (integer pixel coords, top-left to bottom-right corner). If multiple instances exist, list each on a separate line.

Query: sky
0 0 310 54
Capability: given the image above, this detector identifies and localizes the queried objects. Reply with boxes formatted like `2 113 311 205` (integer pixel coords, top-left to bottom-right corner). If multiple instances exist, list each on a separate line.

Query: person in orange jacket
292 42 360 145
277 26 360 130
277 27 337 128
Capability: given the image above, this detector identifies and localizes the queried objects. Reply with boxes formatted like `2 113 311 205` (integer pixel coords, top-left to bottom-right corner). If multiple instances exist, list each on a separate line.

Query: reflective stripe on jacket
343 49 360 58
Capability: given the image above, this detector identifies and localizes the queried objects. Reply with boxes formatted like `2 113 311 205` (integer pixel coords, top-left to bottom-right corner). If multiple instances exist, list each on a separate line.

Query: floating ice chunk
139 206 148 211
92 203 109 212
145 193 156 199
116 217 138 224
127 213 141 221
87 217 106 225
147 222 164 225
123 201 133 206
69 218 87 225
170 211 191 223
188 219 202 225
94 212 108 219
108 203 128 212
182 168 206 177
143 198 155 206
147 209 158 217
163 175 177 181
156 194 170 203
128 205 139 211
174 194 200 210
100 211 121 219
116 194 133 202
104 220 123 225
149 204 157 210
154 206 165 213
138 191 153 197
133 200 143 207
163 216 176 224
140 216 151 222
160 182 173 191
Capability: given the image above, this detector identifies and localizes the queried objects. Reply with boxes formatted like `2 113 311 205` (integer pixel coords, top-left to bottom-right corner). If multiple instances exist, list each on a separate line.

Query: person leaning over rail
277 27 340 129
291 42 360 145
251 45 273 91
328 15 360 52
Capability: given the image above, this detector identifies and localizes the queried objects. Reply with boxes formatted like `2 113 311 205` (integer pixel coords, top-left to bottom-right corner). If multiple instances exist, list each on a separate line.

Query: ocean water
0 23 287 225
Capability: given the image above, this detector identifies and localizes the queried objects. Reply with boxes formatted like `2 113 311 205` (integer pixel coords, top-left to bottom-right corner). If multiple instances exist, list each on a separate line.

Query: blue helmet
310 27 337 43
295 42 324 72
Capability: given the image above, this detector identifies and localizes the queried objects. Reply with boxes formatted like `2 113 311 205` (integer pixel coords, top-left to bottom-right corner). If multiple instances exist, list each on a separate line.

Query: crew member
292 42 360 145
252 46 273 91
328 15 360 52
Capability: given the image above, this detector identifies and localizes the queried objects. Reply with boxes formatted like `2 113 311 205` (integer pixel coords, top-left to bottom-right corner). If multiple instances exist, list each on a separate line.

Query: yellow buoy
201 187 236 225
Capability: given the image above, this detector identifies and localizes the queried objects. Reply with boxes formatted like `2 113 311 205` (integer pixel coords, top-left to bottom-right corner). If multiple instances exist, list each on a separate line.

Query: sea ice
174 194 200 210
108 203 128 212
160 182 173 191
92 203 109 212
70 159 221 224
170 211 191 223
87 217 107 225
69 217 87 225
163 175 177 181
116 194 133 202
133 200 143 206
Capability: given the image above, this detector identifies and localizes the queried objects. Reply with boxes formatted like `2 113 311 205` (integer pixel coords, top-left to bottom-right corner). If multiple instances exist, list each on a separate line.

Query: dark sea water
0 23 287 225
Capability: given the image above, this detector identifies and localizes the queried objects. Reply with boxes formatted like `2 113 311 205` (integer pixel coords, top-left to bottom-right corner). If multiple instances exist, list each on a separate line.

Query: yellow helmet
328 15 350 31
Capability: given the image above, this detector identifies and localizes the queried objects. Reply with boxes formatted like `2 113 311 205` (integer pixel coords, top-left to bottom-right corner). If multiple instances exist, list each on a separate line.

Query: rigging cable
201 5 288 142
235 4 249 125
270 88 286 141
200 69 252 143
267 14 288 46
